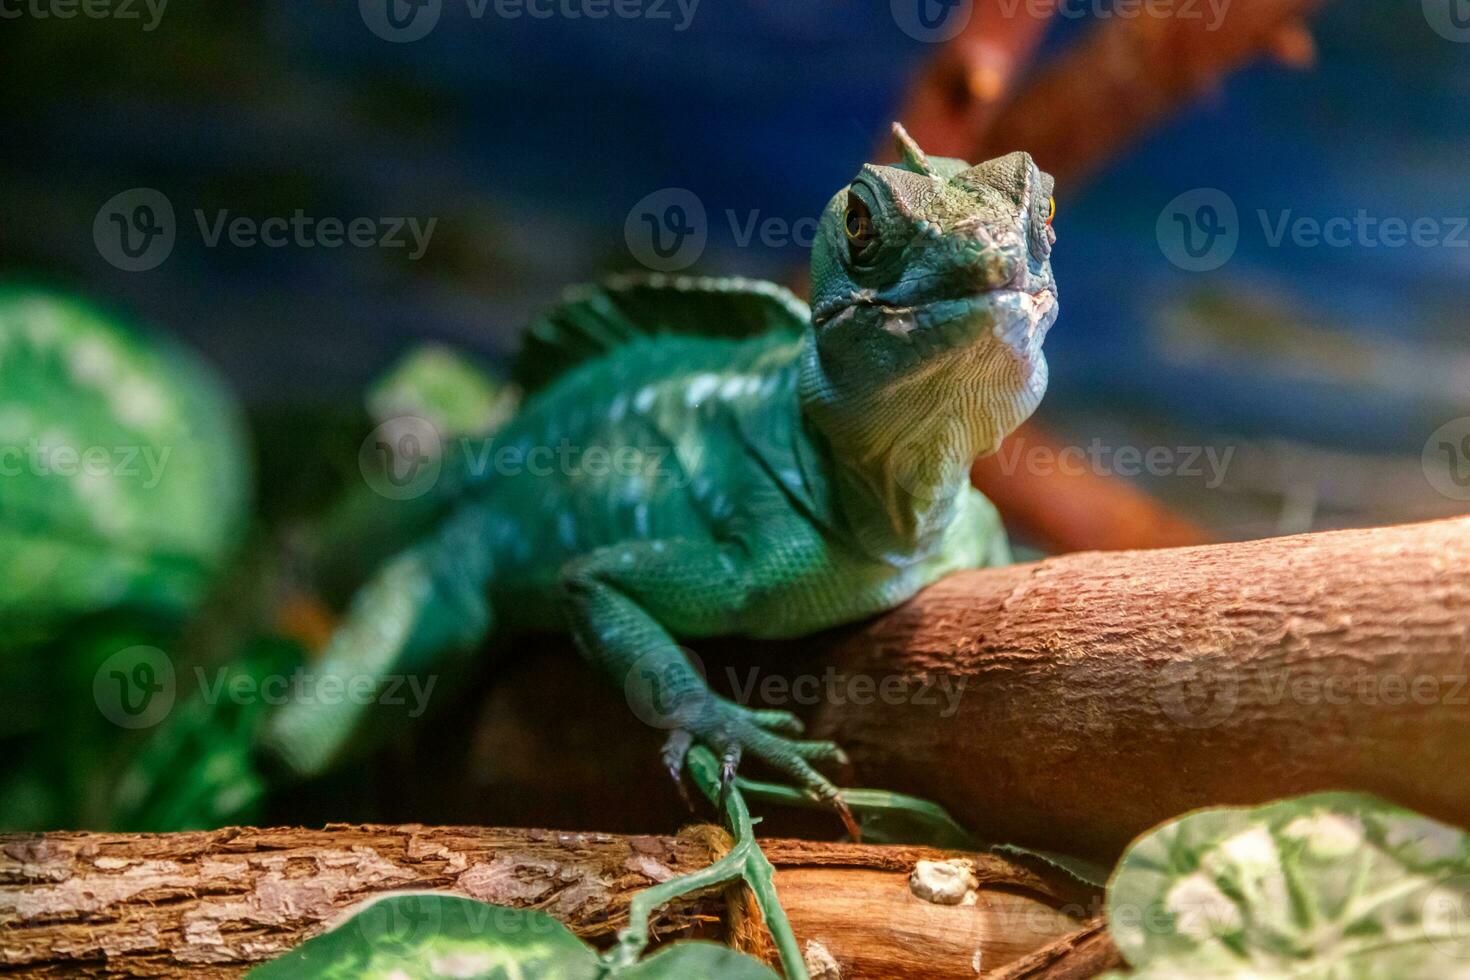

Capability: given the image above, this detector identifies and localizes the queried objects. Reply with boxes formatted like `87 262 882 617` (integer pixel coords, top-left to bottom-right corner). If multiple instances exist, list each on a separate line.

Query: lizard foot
663 700 859 841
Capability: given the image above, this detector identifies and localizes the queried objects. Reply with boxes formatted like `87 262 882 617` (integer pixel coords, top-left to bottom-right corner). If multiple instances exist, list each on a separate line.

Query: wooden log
987 920 1125 979
0 825 1093 979
810 516 1470 861
386 517 1470 864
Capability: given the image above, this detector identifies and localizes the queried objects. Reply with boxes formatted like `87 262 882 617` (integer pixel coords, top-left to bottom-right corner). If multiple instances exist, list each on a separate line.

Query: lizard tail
260 505 497 779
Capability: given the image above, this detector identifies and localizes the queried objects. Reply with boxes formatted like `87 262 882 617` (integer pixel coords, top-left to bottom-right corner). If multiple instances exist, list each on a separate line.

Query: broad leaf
621 942 781 978
248 893 779 979
248 895 600 979
1104 792 1470 979
0 288 248 637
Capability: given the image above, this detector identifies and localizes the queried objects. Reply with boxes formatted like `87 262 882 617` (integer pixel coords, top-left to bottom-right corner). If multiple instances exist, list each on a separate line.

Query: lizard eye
844 192 879 264
1045 196 1056 226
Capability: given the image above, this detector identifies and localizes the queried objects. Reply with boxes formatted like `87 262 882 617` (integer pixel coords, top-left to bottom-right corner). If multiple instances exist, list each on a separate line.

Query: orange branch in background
887 3 1056 159
973 422 1212 552
979 0 1327 187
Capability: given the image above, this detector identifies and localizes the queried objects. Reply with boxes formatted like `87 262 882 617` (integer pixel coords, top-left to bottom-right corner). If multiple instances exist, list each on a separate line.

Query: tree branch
987 919 1125 979
981 0 1329 186
810 516 1470 860
0 826 1092 978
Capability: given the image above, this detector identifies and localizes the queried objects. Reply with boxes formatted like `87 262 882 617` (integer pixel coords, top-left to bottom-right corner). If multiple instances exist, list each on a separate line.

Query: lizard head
805 124 1058 459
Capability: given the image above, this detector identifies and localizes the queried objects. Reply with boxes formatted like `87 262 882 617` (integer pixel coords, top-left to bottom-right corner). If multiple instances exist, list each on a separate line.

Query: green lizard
263 124 1059 830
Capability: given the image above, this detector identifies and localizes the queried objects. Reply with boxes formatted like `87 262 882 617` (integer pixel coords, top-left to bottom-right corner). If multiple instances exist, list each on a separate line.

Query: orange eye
1045 196 1056 226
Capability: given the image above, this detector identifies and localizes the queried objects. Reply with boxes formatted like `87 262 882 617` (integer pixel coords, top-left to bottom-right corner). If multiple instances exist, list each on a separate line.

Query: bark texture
0 825 1091 978
987 920 1126 979
811 516 1470 860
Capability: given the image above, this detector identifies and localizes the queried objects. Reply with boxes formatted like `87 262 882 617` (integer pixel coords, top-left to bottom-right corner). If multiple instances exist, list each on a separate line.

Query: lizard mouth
865 287 1058 361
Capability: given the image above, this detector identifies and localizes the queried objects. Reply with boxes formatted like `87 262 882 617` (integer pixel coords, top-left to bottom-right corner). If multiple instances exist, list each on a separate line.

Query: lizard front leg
559 539 855 834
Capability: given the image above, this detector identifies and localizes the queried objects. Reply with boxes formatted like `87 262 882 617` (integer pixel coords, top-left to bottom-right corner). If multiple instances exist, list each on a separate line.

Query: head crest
890 121 935 176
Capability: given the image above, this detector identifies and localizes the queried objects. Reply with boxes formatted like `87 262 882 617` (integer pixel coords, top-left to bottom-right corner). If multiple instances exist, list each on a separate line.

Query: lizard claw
661 729 696 812
717 743 742 813
683 699 862 842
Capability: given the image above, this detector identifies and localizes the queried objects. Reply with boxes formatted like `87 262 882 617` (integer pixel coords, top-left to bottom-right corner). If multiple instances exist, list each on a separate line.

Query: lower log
988 920 1124 980
0 825 1094 978
812 516 1470 860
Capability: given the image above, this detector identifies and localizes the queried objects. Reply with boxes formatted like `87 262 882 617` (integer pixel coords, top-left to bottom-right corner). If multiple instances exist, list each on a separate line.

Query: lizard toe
739 708 805 735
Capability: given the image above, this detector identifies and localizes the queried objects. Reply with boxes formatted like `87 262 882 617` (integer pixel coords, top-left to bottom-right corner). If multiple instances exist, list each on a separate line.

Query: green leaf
991 843 1110 889
247 894 600 979
366 343 517 436
1104 792 1470 979
247 893 779 980
620 942 779 978
0 287 249 637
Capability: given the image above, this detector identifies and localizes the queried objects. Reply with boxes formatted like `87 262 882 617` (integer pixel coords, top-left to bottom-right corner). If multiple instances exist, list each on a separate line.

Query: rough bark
412 516 1470 868
810 516 1470 860
0 825 1093 978
987 920 1126 979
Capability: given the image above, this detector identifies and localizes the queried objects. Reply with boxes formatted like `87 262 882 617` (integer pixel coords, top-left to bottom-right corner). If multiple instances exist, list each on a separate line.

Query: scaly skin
264 124 1059 815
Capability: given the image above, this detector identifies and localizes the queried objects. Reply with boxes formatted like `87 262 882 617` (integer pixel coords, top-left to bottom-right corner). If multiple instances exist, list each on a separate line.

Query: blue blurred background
3 0 1468 539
